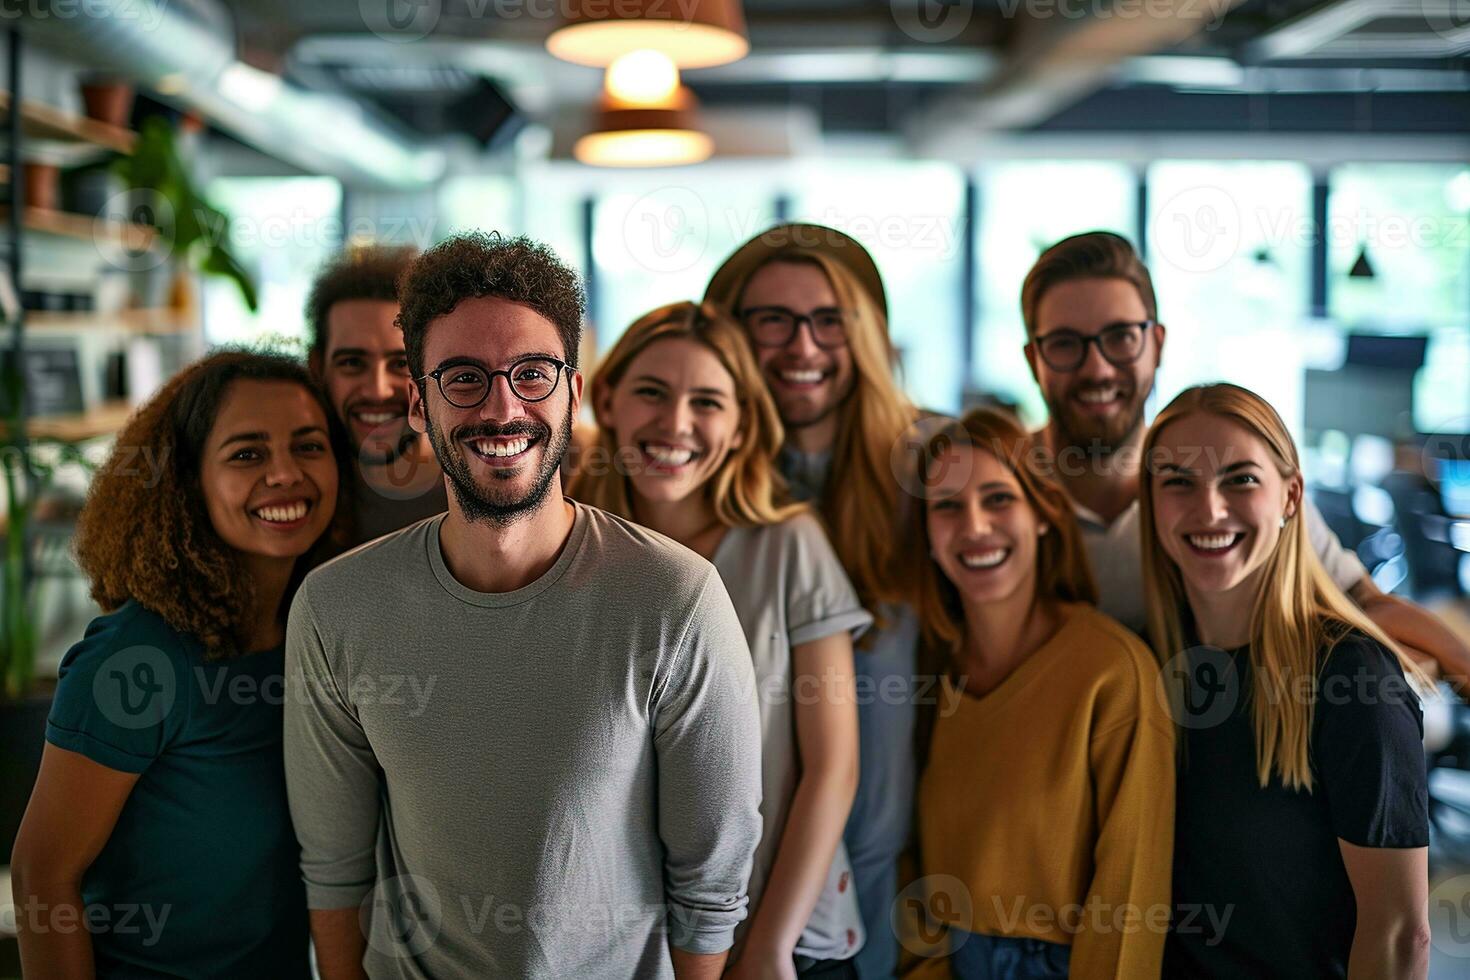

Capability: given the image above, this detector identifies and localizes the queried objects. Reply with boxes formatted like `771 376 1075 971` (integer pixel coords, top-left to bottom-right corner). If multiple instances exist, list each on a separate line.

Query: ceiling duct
17 0 444 188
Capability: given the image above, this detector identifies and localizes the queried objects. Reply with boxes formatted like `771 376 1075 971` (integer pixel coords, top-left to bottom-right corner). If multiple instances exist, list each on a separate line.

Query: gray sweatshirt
283 502 764 979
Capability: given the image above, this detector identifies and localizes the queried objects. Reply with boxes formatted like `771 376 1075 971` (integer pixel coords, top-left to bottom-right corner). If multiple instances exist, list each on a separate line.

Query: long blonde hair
1139 383 1429 790
725 251 919 618
571 300 802 528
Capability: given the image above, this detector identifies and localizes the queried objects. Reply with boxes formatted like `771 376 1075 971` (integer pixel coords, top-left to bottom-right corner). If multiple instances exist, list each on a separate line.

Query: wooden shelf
0 91 136 154
25 308 198 334
14 400 135 442
0 205 155 251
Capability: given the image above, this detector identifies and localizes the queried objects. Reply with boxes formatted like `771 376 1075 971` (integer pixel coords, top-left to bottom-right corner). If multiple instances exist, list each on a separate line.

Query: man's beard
1053 385 1147 457
774 371 856 432
426 408 571 527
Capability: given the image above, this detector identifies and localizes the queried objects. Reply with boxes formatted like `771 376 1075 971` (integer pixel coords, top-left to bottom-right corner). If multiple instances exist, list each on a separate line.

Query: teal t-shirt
45 600 310 979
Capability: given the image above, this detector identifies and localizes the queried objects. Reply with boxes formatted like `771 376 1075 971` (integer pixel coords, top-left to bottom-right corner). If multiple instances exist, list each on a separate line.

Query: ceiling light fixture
574 50 714 167
547 0 748 69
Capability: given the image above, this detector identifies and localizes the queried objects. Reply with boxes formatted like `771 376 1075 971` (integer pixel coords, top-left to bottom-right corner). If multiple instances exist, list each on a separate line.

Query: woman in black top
1139 383 1432 980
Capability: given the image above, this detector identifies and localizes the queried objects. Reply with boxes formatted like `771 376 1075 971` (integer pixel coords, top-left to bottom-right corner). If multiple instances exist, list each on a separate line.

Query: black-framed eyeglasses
416 356 570 409
738 305 850 350
1033 320 1154 372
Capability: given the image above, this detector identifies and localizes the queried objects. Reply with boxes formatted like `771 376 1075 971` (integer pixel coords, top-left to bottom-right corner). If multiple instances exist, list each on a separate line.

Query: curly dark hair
73 350 353 657
306 244 419 359
396 232 585 381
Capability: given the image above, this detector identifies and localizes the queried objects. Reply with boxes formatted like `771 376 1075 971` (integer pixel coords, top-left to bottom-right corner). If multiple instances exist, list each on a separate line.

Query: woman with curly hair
571 301 867 978
11 349 350 979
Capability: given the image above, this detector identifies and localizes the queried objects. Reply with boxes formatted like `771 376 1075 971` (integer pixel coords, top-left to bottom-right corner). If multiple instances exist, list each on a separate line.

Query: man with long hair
706 224 920 979
307 244 448 545
1020 231 1470 683
286 233 763 979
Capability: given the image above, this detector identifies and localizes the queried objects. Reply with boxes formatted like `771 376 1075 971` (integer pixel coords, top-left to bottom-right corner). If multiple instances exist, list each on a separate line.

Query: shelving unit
3 399 132 442
0 89 136 154
25 308 195 334
3 28 162 616
0 204 154 250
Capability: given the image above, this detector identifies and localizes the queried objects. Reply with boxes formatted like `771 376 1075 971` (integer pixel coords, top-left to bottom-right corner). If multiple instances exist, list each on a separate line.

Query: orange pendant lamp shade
548 0 748 69
574 50 714 166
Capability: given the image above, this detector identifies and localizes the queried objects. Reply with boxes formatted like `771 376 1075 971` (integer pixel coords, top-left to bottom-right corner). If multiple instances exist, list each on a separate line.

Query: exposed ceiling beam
1247 0 1470 62
906 0 1246 151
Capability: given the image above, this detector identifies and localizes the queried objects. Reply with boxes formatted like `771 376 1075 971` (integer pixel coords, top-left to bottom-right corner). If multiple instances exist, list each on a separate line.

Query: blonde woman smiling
909 408 1174 979
1141 383 1431 979
571 301 868 979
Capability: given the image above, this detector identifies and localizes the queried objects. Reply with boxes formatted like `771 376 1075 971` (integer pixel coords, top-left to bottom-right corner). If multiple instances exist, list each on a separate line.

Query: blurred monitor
1345 334 1428 371
1436 458 1470 518
1304 367 1415 442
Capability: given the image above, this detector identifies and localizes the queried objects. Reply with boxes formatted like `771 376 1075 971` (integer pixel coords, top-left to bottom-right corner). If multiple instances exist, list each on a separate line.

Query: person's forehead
1036 277 1148 332
1153 413 1264 473
740 260 838 306
424 295 565 363
626 337 734 391
326 299 403 354
930 441 1016 491
208 380 324 440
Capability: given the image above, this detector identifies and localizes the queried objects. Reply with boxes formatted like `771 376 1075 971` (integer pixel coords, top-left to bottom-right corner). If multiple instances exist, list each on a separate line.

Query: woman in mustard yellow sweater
904 408 1174 979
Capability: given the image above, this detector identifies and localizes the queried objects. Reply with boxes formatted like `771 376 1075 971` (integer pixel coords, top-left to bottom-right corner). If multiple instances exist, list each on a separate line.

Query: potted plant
111 117 258 313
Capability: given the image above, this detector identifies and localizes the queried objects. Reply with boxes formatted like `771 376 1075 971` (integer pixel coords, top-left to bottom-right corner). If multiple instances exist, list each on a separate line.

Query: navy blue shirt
45 600 310 979
1165 631 1429 979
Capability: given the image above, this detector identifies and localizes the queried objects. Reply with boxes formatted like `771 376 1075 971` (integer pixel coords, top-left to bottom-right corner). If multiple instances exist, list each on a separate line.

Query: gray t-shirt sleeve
1304 496 1369 593
283 586 384 910
653 568 764 955
784 513 873 648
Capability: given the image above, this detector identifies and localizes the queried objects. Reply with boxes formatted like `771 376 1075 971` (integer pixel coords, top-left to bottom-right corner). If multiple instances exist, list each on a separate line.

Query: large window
202 177 343 348
1329 163 1470 332
789 161 967 414
974 161 1137 425
1146 160 1314 433
592 164 779 355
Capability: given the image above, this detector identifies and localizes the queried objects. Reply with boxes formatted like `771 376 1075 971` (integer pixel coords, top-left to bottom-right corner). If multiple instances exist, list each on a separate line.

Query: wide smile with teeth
353 409 402 425
778 368 825 385
1187 532 1242 553
467 435 535 461
643 444 699 468
252 500 311 524
1076 387 1124 405
958 548 1009 570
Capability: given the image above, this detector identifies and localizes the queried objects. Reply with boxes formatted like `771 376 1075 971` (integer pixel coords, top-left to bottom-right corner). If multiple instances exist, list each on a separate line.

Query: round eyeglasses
417 356 569 409
738 306 850 349
1033 320 1153 372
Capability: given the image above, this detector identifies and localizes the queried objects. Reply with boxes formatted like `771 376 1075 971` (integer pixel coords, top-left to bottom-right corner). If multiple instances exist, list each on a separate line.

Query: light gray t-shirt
283 501 764 979
1075 495 1369 633
713 512 873 962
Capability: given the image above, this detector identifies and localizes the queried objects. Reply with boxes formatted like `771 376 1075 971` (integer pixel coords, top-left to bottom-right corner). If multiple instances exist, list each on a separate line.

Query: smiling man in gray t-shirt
284 234 763 979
